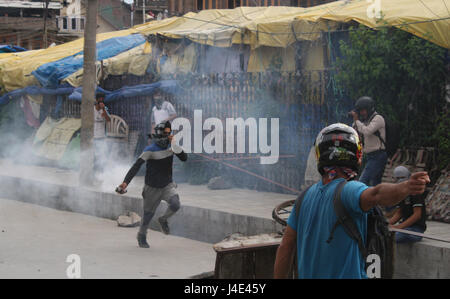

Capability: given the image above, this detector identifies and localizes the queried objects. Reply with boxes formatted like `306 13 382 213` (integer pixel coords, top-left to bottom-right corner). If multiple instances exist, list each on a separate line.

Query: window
197 0 203 10
62 17 67 30
72 18 76 30
80 18 85 30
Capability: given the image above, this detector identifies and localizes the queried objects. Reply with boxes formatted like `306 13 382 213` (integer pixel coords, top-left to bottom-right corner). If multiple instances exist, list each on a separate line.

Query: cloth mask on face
154 137 170 149
155 98 163 109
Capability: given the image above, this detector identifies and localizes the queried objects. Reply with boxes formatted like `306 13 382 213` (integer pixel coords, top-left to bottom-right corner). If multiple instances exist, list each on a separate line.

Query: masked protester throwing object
116 121 187 248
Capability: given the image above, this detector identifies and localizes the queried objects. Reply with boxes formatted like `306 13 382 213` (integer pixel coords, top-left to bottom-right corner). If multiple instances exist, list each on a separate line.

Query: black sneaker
137 233 149 248
158 217 170 235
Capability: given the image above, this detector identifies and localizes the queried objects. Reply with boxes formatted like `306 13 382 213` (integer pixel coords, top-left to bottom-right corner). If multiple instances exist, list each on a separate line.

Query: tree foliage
334 24 448 169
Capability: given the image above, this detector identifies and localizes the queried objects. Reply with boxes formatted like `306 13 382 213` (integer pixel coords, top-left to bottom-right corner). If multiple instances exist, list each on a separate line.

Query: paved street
0 198 216 279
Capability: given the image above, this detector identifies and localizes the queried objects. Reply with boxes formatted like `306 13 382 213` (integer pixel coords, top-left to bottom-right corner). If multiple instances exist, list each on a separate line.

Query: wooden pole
79 0 98 186
43 0 49 48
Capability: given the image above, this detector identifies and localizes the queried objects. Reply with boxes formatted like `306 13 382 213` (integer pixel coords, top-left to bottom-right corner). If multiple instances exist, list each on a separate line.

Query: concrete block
394 241 450 278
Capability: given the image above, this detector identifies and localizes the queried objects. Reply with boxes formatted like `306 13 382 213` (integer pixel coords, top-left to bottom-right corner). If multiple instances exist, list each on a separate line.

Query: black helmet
355 96 375 116
315 123 363 175
149 121 172 148
148 121 171 139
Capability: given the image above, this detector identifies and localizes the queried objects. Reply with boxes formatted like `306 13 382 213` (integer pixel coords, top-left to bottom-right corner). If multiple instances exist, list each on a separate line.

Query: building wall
168 0 336 15
58 0 132 35
0 1 60 49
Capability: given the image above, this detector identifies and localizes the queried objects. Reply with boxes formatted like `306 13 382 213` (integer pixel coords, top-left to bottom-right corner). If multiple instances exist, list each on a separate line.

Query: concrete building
0 0 139 49
0 0 61 50
57 0 136 39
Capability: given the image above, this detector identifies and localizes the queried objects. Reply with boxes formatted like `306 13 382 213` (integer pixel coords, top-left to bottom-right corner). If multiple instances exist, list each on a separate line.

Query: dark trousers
359 150 388 186
395 225 425 243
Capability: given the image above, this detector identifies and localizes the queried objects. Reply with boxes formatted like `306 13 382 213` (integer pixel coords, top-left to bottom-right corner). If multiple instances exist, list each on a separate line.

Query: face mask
154 137 170 149
155 98 163 109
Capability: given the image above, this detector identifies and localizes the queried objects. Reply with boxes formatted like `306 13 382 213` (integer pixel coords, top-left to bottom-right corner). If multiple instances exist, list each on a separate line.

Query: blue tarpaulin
0 80 179 106
0 84 75 106
0 45 27 53
68 80 180 102
32 34 146 89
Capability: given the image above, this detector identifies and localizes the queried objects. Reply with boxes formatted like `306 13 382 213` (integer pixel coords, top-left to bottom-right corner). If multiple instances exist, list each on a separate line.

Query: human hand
170 137 183 154
116 182 128 194
350 110 359 121
406 172 430 195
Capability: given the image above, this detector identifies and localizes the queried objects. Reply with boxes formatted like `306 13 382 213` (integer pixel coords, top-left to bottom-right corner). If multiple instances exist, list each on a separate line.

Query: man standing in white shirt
93 93 111 178
150 89 177 135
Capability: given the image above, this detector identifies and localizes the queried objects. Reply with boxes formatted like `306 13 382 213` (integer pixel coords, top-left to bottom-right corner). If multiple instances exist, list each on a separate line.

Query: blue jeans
359 150 388 187
395 225 425 243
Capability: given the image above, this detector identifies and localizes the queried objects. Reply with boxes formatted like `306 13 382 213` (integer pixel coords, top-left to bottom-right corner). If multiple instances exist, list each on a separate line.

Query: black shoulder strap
326 180 367 259
371 113 386 146
294 185 313 220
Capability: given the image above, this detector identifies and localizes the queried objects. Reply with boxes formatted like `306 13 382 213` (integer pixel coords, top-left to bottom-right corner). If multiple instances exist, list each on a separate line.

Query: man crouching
116 121 187 248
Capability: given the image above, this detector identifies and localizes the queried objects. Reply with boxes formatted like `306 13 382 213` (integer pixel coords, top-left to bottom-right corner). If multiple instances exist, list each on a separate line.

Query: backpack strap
370 112 386 148
294 185 313 220
326 180 368 260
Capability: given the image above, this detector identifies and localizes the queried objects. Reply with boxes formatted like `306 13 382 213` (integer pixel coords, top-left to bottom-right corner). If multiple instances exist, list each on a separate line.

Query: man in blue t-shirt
274 123 430 279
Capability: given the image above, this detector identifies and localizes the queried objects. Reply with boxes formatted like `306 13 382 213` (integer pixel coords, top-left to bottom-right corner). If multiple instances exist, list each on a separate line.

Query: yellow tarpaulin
63 41 153 87
0 29 137 92
135 0 449 49
1 0 448 93
247 45 296 72
160 42 198 74
33 117 81 161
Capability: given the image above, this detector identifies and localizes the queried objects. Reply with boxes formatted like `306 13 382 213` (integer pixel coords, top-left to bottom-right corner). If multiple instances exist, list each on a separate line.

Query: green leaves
333 24 448 169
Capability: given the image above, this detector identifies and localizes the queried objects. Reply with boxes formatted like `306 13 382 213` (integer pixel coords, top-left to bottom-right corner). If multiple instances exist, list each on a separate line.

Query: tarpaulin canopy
134 0 450 49
32 34 146 89
68 80 180 102
0 0 448 94
0 85 75 106
0 80 179 106
0 29 137 92
33 117 81 161
0 45 27 53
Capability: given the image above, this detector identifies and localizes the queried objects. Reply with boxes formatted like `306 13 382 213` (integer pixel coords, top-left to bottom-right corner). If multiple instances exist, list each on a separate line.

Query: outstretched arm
118 152 153 191
122 158 145 186
360 172 429 212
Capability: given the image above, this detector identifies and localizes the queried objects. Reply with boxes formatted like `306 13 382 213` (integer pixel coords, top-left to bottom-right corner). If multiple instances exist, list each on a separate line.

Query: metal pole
131 1 134 27
142 0 145 24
